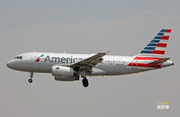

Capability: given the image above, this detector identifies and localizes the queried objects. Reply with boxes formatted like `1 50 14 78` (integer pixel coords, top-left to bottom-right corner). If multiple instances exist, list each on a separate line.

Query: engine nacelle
52 66 74 76
55 76 79 81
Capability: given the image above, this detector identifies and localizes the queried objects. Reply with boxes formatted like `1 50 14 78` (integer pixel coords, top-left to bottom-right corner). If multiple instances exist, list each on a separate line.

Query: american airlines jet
6 29 174 87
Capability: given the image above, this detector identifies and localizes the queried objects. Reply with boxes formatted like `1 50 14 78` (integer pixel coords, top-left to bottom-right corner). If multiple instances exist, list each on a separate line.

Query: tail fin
138 29 171 57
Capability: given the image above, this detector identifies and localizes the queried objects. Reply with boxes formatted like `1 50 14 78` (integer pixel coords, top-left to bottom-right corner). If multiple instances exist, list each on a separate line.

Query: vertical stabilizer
138 29 171 57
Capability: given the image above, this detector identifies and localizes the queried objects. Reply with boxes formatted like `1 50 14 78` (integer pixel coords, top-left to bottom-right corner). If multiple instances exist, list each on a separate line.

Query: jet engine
52 66 74 76
52 66 79 81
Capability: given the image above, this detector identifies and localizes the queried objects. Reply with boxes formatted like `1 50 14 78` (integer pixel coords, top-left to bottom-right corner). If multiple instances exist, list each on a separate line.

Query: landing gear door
131 58 137 69
28 54 34 64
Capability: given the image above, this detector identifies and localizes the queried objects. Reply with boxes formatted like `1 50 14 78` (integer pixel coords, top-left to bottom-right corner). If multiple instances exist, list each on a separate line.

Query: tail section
139 29 171 56
128 29 172 69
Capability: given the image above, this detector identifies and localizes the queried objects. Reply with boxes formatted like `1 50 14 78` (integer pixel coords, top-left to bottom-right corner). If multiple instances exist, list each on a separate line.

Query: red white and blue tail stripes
128 29 172 68
140 29 171 55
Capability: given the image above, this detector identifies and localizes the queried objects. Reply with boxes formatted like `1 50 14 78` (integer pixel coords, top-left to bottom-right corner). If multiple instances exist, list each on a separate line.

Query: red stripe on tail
152 50 165 55
161 36 169 40
157 43 167 47
165 29 171 33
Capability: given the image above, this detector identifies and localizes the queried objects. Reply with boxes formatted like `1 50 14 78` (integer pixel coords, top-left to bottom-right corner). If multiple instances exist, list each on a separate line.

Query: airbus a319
6 29 174 87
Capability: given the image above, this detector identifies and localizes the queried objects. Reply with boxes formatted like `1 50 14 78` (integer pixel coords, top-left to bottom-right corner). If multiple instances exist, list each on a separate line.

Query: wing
70 51 109 72
72 53 105 67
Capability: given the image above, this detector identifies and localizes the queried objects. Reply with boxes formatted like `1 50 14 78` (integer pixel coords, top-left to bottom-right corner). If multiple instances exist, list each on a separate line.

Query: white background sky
0 0 180 117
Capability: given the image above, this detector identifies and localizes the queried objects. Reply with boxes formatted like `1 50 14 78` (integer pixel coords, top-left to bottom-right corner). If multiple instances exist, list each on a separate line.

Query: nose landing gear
28 78 33 83
28 72 33 83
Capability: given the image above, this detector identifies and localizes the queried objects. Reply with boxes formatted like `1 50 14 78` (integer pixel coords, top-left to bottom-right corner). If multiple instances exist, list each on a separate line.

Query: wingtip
106 50 111 54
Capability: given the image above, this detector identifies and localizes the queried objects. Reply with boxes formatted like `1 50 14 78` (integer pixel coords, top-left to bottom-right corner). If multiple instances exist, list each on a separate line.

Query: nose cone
6 60 14 69
6 61 11 68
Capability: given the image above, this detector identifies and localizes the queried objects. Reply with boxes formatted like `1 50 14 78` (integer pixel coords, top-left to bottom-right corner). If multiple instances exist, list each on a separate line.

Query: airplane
6 29 174 87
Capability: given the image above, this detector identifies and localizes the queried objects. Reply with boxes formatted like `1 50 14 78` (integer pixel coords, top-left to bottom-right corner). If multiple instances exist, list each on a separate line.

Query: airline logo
35 54 44 62
140 29 171 55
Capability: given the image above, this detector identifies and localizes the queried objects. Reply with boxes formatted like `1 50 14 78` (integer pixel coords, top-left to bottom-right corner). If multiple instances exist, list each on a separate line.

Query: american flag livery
140 29 171 55
128 29 171 68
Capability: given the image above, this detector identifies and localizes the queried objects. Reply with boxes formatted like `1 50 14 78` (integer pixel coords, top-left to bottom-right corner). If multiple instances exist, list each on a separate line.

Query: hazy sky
0 0 180 117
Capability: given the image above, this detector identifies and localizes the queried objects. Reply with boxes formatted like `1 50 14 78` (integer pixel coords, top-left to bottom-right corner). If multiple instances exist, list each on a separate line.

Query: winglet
106 50 111 54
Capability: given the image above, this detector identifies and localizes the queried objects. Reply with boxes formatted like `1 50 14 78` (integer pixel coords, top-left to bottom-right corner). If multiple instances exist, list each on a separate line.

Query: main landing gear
28 72 33 83
82 77 89 87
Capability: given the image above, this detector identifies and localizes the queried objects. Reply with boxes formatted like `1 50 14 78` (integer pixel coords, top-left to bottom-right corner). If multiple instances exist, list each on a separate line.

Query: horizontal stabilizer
148 58 170 65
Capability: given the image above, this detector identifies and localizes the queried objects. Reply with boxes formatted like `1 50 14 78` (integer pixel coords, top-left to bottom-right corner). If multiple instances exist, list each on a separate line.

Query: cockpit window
14 56 23 60
14 56 18 59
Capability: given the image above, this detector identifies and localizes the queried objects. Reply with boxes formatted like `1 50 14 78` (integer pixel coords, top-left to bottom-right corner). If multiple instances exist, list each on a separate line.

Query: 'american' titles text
44 55 85 63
